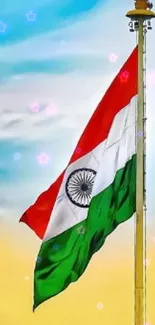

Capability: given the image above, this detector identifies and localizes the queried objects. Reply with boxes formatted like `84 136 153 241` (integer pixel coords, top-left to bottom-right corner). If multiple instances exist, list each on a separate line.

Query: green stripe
34 154 136 309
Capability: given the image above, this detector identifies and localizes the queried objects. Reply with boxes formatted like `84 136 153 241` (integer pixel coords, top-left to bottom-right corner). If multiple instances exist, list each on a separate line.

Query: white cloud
1 0 155 221
0 72 114 140
0 1 137 62
1 0 155 143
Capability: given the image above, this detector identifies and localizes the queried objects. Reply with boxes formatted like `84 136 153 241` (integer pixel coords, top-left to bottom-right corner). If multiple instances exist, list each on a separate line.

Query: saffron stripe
20 47 138 239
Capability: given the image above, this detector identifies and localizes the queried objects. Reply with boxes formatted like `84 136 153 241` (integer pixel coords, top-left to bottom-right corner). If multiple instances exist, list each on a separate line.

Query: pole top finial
134 0 153 10
126 0 155 20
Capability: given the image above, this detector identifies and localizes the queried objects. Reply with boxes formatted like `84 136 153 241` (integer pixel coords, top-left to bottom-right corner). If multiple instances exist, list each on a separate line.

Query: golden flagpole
126 1 155 325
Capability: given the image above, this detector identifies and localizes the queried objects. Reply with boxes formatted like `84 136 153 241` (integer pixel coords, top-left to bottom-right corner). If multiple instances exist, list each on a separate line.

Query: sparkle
0 21 7 33
30 102 39 113
77 225 86 235
36 256 42 263
37 152 49 165
147 71 155 85
13 152 21 160
145 258 150 267
46 104 58 116
25 276 30 280
109 53 118 62
75 147 82 154
152 236 155 243
137 131 143 137
26 11 36 22
60 40 66 46
52 244 60 251
97 302 104 310
119 70 130 83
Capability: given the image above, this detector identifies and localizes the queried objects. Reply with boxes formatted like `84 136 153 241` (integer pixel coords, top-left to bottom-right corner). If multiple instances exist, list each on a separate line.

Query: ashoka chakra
65 168 96 208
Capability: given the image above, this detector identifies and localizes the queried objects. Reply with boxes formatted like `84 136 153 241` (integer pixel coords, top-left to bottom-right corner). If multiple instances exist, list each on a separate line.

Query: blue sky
0 0 102 44
0 0 155 224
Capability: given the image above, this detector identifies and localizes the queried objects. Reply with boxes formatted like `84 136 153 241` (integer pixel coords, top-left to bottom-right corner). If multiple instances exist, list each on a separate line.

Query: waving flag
20 47 138 309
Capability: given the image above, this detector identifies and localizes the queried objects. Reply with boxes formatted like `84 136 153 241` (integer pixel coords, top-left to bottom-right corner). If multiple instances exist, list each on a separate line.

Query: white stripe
44 95 137 241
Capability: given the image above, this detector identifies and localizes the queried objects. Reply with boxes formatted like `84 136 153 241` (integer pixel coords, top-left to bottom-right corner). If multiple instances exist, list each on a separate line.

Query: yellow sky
0 219 155 325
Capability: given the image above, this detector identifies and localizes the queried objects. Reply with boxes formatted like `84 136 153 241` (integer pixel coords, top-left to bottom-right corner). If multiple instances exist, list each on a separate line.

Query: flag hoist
126 1 155 325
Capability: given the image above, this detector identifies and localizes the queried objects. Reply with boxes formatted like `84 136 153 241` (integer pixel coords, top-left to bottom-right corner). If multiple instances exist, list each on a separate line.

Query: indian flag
20 46 138 310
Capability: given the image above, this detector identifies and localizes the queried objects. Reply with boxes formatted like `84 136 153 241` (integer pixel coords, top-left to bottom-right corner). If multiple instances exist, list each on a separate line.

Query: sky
0 0 155 324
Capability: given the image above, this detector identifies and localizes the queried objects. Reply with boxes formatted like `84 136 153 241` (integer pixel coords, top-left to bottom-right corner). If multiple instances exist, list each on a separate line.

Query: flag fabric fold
20 46 138 309
20 46 138 240
34 156 136 309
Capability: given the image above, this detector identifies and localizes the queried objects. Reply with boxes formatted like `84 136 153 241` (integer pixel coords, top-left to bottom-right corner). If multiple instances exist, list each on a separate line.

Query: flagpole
126 2 155 325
